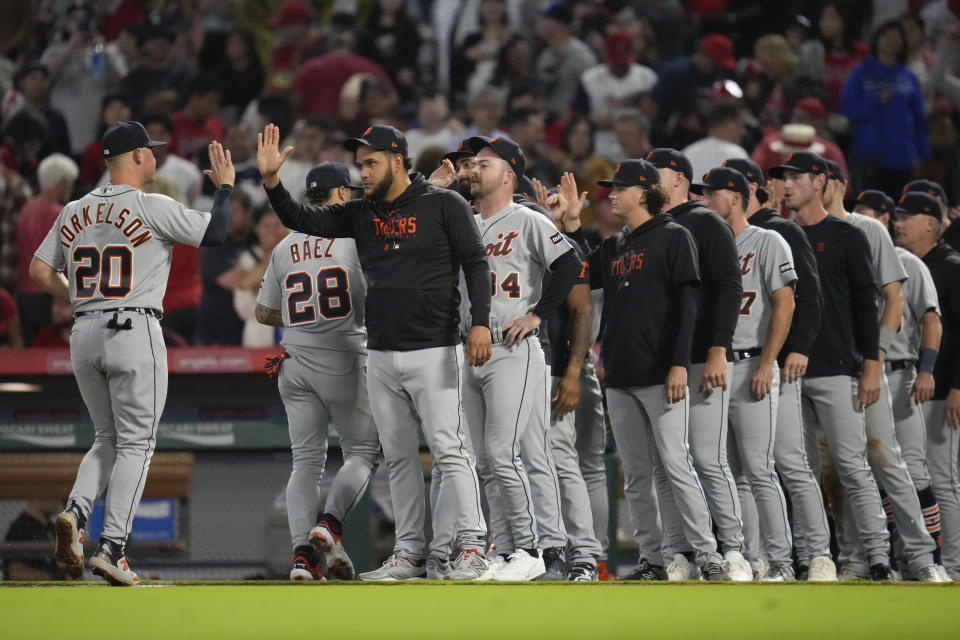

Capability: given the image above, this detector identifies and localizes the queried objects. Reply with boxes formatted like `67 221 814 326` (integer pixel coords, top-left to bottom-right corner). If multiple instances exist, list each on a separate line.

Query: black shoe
623 559 668 581
796 565 809 581
703 561 731 581
567 562 599 581
538 547 568 581
869 564 893 581
290 545 323 581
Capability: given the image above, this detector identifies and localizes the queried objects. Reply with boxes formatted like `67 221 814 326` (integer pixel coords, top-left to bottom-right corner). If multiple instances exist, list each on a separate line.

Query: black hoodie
265 174 490 351
921 242 960 399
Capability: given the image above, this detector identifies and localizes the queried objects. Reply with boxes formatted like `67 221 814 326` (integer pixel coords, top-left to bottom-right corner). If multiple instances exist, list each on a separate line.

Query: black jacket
265 174 490 351
667 200 743 363
748 207 822 359
921 242 960 399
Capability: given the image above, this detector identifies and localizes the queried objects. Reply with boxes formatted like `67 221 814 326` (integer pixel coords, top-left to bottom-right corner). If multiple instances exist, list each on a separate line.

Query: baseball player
563 160 730 581
645 149 749 580
255 162 380 580
822 162 939 580
894 191 960 580
432 140 477 200
34 121 235 586
722 157 836 581
855 189 946 577
459 135 581 581
694 167 798 581
902 179 956 252
771 151 893 581
257 124 493 581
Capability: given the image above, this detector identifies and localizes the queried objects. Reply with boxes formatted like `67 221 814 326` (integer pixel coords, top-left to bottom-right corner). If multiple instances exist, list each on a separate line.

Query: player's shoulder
896 246 924 270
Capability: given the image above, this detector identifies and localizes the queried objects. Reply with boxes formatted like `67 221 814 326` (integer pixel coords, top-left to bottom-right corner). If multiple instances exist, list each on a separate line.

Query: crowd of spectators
1 0 959 348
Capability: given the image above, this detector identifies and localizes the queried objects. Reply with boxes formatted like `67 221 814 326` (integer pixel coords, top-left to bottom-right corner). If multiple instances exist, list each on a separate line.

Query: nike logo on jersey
485 231 519 257
58 202 153 249
739 251 757 276
290 237 336 264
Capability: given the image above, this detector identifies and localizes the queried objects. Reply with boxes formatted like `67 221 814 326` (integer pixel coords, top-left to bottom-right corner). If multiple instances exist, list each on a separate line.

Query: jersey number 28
285 267 352 324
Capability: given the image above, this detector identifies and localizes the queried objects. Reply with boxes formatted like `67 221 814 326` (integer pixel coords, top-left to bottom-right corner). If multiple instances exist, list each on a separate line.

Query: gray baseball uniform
34 184 211 544
459 202 574 552
726 226 796 566
257 232 380 551
838 212 935 573
574 359 609 561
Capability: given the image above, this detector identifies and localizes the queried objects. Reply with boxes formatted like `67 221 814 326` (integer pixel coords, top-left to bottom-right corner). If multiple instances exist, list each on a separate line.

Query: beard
367 170 394 202
456 177 473 200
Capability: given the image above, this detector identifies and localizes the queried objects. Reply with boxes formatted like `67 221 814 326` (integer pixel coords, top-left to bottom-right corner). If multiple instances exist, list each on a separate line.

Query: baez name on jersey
290 237 337 264
58 201 153 248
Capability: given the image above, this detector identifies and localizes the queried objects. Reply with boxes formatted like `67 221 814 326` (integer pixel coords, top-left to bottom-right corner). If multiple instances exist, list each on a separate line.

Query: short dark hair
187 74 223 98
140 112 173 134
870 19 907 63
306 187 334 205
707 101 742 129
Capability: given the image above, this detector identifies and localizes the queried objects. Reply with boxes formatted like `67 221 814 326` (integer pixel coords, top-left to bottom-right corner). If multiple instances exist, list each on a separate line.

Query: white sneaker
487 554 506 574
426 557 449 580
309 523 354 580
54 511 85 580
358 554 425 581
761 563 795 581
89 542 139 587
807 556 838 581
446 548 491 581
915 565 949 582
666 553 700 580
935 565 952 582
722 550 753 581
751 557 770 580
491 550 545 581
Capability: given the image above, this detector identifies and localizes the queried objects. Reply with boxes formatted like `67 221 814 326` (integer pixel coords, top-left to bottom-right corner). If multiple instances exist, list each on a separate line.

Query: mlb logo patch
550 232 563 245
779 262 792 273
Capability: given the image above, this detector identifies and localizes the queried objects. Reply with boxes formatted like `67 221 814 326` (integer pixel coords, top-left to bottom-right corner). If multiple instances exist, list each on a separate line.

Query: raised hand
257 123 294 188
203 141 235 188
545 192 568 224
429 158 457 189
531 177 550 207
558 172 587 232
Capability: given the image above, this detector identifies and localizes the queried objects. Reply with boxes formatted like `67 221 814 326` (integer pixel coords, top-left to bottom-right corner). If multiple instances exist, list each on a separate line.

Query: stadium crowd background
0 0 959 350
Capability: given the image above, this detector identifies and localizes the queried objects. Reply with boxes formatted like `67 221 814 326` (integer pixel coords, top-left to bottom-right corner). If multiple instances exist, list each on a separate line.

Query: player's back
733 225 796 351
261 231 367 355
36 184 211 312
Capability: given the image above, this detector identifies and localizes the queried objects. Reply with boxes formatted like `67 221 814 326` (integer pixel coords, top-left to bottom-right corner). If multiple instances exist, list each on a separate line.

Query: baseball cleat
358 554 425 581
290 548 324 581
751 557 770 581
761 563 795 581
596 561 612 581
491 549 545 581
54 510 85 580
309 522 354 580
623 559 668 581
667 553 700 580
915 565 949 582
806 556 837 581
487 553 507 574
868 564 893 582
838 565 868 581
722 550 754 581
935 565 952 582
426 556 450 580
445 548 490 581
89 541 139 587
567 562 599 581
537 547 567 581
701 561 731 581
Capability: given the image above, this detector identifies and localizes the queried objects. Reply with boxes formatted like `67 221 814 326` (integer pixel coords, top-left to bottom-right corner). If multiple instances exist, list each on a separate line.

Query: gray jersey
459 202 573 333
34 184 210 311
257 232 366 354
845 212 908 298
733 226 797 351
888 247 940 362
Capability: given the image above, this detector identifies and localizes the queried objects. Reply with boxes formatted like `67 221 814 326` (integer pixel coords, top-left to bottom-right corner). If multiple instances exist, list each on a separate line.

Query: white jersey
888 247 940 362
459 202 573 336
733 225 797 351
845 212 908 319
34 183 210 312
257 231 366 355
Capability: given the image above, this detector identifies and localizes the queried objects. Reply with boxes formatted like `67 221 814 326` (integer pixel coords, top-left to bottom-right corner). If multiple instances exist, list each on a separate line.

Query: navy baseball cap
305 162 359 192
690 167 750 203
824 159 846 183
597 159 661 188
468 135 526 177
344 125 408 157
903 179 948 207
768 151 828 179
896 192 941 220
645 148 693 182
855 190 896 216
102 121 166 158
721 158 765 186
516 175 537 200
443 138 476 164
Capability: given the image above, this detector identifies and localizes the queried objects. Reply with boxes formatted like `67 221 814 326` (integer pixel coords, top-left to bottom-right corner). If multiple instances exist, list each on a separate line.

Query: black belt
732 348 762 362
74 307 163 320
886 359 914 372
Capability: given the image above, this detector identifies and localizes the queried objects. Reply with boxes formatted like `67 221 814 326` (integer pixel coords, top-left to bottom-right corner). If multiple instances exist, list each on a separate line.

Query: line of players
256 124 960 582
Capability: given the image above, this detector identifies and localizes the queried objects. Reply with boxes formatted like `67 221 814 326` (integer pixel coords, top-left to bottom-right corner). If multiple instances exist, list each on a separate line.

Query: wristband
217 183 233 191
918 347 938 374
878 324 896 355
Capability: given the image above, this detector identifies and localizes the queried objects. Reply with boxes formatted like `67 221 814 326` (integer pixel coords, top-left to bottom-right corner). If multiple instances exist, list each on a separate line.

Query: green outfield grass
2 581 958 639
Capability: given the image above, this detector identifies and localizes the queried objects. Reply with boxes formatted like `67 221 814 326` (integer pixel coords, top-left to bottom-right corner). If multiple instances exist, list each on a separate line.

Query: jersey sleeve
256 247 284 311
866 218 908 287
668 226 701 289
34 218 67 270
141 193 212 247
526 209 573 267
905 253 940 318
765 232 797 292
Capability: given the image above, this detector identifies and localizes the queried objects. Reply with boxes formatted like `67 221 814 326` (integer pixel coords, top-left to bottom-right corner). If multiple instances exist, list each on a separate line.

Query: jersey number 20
73 245 132 298
285 267 352 324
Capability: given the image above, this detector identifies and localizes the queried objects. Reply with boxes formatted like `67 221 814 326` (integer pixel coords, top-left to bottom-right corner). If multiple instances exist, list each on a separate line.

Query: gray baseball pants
574 363 609 561
924 399 960 575
521 366 567 550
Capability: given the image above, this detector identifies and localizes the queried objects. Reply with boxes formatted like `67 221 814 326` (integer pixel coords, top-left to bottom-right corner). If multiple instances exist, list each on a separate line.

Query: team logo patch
550 232 563 245
779 262 792 273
